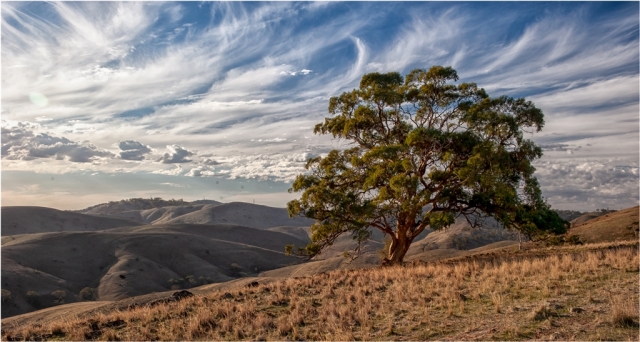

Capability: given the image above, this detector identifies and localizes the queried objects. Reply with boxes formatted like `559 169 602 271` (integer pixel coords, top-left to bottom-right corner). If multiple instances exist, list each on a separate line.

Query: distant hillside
570 209 616 227
1 207 141 236
79 197 220 214
1 223 306 318
407 216 519 257
163 202 314 229
567 206 638 243
554 209 585 222
77 199 313 229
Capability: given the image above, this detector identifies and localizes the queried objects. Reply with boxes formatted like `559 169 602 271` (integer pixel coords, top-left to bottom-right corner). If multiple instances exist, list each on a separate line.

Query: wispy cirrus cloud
1 2 638 210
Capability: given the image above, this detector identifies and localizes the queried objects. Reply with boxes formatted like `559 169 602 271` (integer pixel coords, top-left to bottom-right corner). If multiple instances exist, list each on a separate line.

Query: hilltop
76 198 314 228
1 207 142 236
567 206 639 243
78 198 218 214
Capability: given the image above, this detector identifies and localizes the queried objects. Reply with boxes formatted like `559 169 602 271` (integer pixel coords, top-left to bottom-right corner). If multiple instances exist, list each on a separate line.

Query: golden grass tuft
611 295 640 328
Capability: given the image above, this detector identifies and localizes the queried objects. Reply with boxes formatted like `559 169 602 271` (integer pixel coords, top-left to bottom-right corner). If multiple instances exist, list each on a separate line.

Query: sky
1 1 638 211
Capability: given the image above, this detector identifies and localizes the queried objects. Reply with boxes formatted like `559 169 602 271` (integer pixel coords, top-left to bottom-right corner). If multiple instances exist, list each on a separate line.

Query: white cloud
535 159 639 210
532 76 639 113
370 8 465 73
200 158 220 165
215 152 317 182
153 165 185 176
158 145 194 164
1 122 114 163
251 138 287 142
118 140 152 161
185 165 216 177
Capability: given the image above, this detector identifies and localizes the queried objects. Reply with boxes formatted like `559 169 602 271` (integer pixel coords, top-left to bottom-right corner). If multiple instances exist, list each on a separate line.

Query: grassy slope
0 206 141 236
2 240 638 341
1 224 307 318
78 200 315 229
568 206 639 243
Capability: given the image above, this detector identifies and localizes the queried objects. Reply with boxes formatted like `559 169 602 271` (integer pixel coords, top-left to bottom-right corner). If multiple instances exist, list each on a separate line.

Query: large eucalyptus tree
287 66 567 265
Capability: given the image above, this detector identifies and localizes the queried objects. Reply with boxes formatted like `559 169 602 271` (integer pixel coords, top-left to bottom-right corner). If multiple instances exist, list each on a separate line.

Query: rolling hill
77 199 314 229
1 206 142 236
1 224 307 318
570 209 612 226
163 202 314 228
567 206 639 243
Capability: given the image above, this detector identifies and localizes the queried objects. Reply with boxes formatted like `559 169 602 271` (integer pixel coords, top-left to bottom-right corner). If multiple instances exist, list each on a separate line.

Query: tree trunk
385 228 411 265
518 232 522 251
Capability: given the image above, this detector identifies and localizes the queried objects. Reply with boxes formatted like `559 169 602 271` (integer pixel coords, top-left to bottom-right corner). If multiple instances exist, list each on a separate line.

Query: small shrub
78 287 98 301
1 289 11 303
168 275 212 289
51 289 67 303
284 244 294 255
567 235 583 245
546 235 565 246
169 278 185 289
185 275 196 285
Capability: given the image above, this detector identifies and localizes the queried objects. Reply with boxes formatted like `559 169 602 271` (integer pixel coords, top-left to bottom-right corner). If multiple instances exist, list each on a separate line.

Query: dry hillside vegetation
3 241 637 341
568 206 639 243
78 200 314 228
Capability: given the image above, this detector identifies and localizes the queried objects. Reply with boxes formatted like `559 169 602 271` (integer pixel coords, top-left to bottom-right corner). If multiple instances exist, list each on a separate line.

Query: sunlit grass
2 241 638 341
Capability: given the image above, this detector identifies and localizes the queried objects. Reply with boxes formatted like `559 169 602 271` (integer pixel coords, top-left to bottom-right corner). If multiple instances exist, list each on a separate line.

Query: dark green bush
78 287 98 301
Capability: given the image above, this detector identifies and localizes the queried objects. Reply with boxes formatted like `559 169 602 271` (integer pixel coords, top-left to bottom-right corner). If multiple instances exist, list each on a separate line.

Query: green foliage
546 235 566 246
51 289 67 303
1 289 11 303
567 235 583 245
547 234 583 247
78 287 98 301
288 66 568 264
168 275 213 289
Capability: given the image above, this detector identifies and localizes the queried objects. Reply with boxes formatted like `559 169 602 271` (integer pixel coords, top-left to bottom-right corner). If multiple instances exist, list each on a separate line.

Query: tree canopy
287 66 568 265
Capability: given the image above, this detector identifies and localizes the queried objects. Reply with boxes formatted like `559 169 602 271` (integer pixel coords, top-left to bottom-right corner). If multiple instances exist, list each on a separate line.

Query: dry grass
568 206 639 243
2 241 638 341
611 295 640 328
